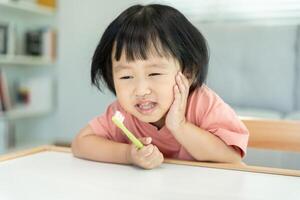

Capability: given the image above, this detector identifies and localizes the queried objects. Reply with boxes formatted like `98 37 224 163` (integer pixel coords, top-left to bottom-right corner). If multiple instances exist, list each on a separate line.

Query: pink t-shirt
89 85 249 161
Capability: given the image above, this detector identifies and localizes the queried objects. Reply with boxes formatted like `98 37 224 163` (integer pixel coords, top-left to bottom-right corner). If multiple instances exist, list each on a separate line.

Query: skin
72 48 242 170
112 52 180 129
112 49 182 169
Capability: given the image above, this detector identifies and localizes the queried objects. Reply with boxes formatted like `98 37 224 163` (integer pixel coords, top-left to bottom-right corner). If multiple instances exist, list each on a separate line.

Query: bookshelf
2 106 52 120
0 0 57 152
0 1 55 16
0 55 53 66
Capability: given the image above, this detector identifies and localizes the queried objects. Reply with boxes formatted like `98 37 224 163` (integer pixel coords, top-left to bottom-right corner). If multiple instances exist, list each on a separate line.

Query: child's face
112 51 180 128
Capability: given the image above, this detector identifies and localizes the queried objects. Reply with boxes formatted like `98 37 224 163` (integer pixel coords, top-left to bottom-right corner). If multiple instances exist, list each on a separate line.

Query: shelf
0 55 54 66
1 106 52 120
0 1 55 17
0 0 56 151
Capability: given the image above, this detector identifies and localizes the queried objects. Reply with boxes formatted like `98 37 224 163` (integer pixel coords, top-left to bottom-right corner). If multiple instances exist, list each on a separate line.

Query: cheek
153 76 176 92
116 86 130 99
154 75 176 86
114 78 130 91
115 89 131 111
155 80 175 104
114 81 129 99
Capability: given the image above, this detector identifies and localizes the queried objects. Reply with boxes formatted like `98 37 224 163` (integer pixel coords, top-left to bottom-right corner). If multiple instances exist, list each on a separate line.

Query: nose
134 78 151 97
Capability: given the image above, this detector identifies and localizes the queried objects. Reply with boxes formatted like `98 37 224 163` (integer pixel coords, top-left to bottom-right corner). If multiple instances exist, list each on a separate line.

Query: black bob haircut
91 4 209 95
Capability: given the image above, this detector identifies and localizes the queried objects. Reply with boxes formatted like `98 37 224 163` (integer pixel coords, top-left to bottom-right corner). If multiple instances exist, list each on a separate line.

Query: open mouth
135 101 157 114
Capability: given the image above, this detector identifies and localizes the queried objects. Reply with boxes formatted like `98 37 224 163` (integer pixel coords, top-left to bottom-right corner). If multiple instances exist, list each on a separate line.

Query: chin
134 113 163 123
139 116 160 123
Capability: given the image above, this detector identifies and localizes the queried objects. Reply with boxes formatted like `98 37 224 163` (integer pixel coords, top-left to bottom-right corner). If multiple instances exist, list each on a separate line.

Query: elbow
71 138 82 158
192 150 243 164
229 147 243 164
71 140 78 156
230 154 242 164
226 149 243 164
71 125 95 159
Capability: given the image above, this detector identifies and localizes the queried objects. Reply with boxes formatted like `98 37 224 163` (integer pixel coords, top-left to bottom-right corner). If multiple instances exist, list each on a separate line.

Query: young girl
72 4 249 169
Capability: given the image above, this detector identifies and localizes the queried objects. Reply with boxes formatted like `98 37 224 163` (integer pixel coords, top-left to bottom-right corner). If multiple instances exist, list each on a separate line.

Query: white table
0 146 299 200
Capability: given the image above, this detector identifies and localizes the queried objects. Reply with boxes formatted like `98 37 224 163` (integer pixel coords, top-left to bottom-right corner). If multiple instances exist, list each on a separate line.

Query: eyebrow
113 63 168 72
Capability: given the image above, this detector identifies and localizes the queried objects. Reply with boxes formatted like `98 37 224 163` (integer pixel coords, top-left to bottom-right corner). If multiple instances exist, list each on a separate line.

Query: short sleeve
191 86 249 157
88 101 128 143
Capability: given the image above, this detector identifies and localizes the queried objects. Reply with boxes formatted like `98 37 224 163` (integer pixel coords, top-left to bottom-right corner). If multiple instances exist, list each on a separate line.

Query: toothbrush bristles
114 111 125 123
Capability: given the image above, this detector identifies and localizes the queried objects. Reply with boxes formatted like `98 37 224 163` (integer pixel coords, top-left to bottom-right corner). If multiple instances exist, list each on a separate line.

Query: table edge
1 145 299 177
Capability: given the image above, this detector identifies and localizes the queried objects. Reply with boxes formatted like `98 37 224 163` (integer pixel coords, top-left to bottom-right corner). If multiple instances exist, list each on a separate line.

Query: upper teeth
139 102 154 109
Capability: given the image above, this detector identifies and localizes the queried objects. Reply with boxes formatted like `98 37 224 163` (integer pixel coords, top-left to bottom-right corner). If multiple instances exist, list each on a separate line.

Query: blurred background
0 0 299 169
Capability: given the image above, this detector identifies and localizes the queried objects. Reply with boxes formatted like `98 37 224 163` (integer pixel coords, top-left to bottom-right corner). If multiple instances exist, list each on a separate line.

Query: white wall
15 0 141 146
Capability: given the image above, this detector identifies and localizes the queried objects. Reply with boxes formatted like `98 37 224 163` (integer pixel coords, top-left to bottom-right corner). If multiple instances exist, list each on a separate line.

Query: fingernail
147 137 152 143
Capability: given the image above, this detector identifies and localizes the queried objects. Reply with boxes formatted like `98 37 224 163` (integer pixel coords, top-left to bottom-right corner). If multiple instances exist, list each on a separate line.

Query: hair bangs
91 4 209 94
113 14 174 62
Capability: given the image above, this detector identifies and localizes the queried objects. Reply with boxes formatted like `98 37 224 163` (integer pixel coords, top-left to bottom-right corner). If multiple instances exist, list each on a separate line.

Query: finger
160 152 164 163
179 73 189 107
176 73 185 94
175 77 187 109
179 73 189 97
142 152 158 169
147 147 164 168
152 153 164 168
180 72 190 89
139 137 152 145
173 84 181 102
138 144 154 157
147 146 159 159
172 84 182 110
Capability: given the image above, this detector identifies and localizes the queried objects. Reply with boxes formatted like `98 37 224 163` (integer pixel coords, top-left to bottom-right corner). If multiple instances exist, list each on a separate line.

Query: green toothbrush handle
119 126 144 149
112 117 144 149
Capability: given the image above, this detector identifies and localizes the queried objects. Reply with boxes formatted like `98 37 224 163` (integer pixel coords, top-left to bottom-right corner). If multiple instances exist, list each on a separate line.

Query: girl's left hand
165 71 190 134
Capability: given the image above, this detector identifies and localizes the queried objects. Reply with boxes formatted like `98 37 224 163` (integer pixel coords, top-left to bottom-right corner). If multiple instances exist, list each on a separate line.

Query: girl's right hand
126 137 164 169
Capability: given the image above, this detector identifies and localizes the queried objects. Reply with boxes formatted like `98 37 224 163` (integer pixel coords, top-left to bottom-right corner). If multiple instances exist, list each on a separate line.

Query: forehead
112 54 180 73
113 58 172 72
112 44 180 71
111 39 177 61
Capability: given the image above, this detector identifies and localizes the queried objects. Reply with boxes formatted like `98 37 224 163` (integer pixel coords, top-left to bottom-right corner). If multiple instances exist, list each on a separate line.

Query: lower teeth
139 104 155 109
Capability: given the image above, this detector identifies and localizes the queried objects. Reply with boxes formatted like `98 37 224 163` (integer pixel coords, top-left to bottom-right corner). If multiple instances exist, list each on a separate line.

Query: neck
150 116 165 130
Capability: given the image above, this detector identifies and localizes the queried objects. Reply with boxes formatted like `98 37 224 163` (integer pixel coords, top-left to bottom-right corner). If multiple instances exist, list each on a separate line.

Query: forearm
71 134 131 164
171 122 241 163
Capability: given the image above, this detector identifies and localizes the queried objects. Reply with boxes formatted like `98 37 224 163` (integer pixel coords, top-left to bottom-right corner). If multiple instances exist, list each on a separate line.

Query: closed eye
149 73 162 76
120 76 133 79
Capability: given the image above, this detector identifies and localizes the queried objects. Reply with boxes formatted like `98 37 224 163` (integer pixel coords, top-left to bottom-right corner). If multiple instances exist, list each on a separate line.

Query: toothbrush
112 111 144 149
